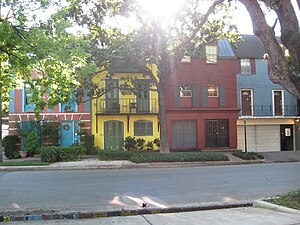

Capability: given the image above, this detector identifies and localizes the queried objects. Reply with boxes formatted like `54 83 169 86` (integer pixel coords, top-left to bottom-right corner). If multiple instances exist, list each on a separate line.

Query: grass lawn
267 189 300 210
0 162 50 166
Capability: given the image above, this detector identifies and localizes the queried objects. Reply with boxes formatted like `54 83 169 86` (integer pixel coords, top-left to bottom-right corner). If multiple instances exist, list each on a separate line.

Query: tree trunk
239 0 300 99
158 83 170 154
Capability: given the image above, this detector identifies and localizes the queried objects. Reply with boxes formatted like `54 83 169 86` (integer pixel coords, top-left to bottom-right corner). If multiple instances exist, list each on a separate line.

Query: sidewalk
2 202 300 224
0 153 264 171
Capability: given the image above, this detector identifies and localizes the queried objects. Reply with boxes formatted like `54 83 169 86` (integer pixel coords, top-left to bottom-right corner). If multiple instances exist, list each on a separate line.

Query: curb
253 200 300 214
0 202 253 222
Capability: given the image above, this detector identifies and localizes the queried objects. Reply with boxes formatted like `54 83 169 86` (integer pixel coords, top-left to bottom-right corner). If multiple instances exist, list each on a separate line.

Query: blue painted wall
237 59 297 109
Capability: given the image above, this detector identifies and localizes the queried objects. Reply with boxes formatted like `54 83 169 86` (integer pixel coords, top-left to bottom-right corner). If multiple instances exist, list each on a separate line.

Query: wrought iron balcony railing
96 98 159 114
240 105 299 117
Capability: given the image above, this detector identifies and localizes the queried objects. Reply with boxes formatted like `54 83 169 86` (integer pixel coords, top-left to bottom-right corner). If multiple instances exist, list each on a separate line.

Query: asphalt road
0 162 299 213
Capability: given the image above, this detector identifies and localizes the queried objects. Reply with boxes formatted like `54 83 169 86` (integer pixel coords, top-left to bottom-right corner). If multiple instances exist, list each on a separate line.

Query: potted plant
19 150 28 158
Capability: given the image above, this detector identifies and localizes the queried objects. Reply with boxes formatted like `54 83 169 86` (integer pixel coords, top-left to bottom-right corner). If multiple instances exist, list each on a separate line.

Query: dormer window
206 45 218 64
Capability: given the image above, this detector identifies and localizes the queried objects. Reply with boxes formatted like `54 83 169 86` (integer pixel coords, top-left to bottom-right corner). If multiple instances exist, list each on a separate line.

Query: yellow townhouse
91 67 160 150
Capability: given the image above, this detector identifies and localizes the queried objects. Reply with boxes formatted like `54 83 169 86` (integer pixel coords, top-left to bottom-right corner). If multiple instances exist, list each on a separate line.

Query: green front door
104 120 124 150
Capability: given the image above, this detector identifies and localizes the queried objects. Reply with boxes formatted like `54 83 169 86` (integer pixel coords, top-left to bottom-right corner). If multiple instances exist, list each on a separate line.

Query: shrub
136 138 145 151
146 141 154 151
124 136 137 151
98 149 135 160
24 131 41 156
3 135 20 159
153 138 160 147
130 152 228 163
40 146 85 163
232 151 264 160
83 135 97 155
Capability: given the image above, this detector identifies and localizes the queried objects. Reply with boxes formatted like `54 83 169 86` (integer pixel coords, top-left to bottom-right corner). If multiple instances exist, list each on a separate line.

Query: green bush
98 149 135 160
124 136 137 151
97 150 228 163
136 138 145 150
40 146 85 163
83 135 97 155
24 131 41 156
130 152 229 163
232 151 264 160
2 135 20 159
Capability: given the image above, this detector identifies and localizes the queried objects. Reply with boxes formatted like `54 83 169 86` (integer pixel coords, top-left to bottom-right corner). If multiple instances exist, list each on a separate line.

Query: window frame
134 120 153 136
206 45 218 64
241 59 252 74
179 85 192 97
207 85 219 97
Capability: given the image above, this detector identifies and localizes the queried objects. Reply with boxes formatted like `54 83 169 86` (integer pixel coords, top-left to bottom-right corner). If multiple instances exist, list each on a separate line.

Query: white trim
272 90 284 116
240 89 253 116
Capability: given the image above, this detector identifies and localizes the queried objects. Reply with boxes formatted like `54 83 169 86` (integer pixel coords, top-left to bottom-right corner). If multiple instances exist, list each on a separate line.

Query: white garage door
237 125 280 152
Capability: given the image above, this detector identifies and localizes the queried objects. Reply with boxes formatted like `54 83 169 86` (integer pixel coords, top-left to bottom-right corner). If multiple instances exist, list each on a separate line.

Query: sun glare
137 0 185 20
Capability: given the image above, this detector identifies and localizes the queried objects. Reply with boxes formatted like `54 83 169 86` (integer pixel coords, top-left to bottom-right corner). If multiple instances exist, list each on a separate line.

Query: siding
237 125 280 152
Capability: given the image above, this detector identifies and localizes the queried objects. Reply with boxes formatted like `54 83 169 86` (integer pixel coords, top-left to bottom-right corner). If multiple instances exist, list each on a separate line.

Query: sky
135 0 300 36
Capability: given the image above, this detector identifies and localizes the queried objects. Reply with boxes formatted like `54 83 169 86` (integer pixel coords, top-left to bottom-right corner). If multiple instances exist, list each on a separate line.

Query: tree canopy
239 0 300 99
62 0 240 153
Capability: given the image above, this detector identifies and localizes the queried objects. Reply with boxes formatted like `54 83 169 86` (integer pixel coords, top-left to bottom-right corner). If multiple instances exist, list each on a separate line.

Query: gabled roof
233 34 266 58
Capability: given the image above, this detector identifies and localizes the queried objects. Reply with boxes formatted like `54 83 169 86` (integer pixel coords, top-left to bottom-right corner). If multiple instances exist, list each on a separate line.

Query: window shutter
174 86 180 107
219 85 226 107
202 86 208 106
237 59 241 74
250 59 256 74
192 85 199 107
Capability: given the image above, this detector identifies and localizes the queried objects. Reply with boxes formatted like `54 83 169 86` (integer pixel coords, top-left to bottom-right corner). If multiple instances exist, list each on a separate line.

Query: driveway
261 151 300 163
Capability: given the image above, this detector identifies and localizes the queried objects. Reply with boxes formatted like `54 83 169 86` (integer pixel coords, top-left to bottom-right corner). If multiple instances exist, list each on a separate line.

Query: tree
64 0 240 153
0 1 97 162
239 0 300 99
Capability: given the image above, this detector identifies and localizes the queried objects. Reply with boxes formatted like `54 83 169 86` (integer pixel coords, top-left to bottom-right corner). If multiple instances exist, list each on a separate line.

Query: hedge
232 151 264 160
98 150 228 163
98 149 134 160
39 146 85 163
130 152 229 163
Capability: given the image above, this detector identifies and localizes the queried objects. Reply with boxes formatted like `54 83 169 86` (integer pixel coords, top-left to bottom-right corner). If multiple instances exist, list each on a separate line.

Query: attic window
206 45 218 64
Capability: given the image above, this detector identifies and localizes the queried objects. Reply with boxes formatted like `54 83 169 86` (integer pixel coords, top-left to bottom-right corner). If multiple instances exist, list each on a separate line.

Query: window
241 59 251 74
134 120 153 136
23 86 34 112
60 94 77 112
180 55 191 63
206 45 218 63
179 85 192 97
207 85 218 97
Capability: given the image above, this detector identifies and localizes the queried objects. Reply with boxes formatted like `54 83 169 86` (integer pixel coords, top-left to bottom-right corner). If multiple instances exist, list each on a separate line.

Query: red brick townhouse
8 71 91 147
165 40 239 150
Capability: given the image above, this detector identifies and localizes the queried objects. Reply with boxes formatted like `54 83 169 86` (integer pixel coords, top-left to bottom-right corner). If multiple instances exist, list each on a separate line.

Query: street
0 162 299 213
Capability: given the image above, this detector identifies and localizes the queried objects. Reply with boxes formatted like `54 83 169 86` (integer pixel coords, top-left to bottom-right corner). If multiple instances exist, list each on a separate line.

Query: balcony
240 105 299 117
96 98 159 114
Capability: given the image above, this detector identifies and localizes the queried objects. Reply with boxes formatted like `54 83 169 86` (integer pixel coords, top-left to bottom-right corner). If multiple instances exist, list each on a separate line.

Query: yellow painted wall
91 68 160 150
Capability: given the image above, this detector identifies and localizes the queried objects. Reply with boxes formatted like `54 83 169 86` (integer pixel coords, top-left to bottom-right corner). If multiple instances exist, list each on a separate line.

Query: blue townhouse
234 35 300 152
